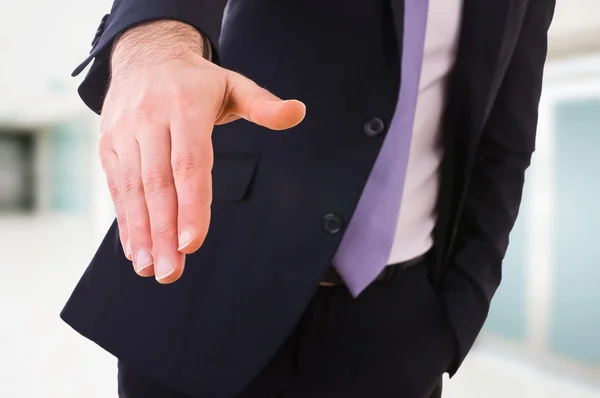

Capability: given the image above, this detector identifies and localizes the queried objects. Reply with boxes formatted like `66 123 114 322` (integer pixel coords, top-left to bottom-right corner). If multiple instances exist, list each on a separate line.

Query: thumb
227 72 306 130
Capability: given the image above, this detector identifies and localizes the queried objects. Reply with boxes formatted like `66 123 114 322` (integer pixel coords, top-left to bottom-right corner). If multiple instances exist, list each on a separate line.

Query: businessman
61 0 556 397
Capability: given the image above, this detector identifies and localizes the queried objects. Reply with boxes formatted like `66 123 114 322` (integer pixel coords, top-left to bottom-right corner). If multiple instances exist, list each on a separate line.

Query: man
61 0 556 396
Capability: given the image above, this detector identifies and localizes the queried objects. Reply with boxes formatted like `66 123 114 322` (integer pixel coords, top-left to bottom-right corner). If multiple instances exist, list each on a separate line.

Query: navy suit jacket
61 0 555 396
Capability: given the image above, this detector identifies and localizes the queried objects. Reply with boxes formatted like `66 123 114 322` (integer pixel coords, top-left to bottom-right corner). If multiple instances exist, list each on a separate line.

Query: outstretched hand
100 20 306 283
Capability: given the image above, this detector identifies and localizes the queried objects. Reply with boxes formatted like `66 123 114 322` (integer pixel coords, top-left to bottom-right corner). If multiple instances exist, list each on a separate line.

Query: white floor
1 215 599 397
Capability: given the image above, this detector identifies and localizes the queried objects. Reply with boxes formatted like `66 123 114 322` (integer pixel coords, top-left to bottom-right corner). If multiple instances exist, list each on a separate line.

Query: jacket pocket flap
212 154 259 201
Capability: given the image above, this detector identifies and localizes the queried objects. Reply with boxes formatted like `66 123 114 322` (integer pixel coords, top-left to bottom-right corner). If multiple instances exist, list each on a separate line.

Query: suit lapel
389 0 405 65
456 0 521 135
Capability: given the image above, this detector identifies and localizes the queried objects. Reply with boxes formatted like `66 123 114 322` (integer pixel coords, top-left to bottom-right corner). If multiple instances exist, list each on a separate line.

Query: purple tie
332 0 430 297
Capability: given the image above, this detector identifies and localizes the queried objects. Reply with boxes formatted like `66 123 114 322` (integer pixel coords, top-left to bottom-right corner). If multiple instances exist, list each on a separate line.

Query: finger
116 137 155 277
170 115 213 254
138 125 185 283
226 72 306 130
100 143 130 260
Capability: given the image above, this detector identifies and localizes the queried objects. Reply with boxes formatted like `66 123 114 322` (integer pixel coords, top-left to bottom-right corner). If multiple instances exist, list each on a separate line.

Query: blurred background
0 0 599 397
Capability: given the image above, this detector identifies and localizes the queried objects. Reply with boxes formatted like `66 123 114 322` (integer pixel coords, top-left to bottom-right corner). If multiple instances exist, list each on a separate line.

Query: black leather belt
320 254 427 287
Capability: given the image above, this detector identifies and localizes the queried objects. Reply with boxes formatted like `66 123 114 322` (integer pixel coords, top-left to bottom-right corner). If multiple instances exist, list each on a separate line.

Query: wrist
110 20 206 76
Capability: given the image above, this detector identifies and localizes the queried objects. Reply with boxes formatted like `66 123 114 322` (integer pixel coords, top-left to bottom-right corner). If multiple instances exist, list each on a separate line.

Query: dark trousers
118 261 454 398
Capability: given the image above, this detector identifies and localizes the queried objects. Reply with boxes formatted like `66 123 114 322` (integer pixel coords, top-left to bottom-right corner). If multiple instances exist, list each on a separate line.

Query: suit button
364 117 385 137
323 213 343 234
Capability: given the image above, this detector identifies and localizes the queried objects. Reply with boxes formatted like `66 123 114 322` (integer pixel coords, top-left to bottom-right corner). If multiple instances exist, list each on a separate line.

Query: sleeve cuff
73 0 225 113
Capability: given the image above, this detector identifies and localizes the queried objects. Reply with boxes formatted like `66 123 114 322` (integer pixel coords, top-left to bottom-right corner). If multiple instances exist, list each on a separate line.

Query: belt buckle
319 281 337 287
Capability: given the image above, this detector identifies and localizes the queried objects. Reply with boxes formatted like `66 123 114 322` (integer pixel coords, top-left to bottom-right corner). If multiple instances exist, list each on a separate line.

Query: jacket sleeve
73 0 228 114
442 0 556 376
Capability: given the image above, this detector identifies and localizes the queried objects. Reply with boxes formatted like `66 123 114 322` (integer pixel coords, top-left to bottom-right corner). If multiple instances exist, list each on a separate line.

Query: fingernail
134 249 153 273
125 240 132 260
178 229 194 251
155 257 175 281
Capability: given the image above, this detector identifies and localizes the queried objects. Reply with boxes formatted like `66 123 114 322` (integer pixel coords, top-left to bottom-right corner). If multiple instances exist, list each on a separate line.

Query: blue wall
549 97 600 365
